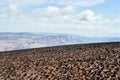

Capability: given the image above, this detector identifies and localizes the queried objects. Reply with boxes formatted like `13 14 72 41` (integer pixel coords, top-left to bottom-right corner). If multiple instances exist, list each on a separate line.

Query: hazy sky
0 0 120 37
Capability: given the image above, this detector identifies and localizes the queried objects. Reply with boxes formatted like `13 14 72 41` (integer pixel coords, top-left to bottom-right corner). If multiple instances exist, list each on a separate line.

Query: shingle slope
0 42 120 80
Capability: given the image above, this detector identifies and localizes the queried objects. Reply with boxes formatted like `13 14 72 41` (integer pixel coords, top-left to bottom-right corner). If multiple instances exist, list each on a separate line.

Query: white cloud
0 4 21 16
32 7 103 23
9 4 16 9
32 6 75 21
50 0 105 7
0 0 44 6
0 0 105 7
76 10 103 22
0 0 120 37
62 6 75 14
31 8 120 37
32 6 60 19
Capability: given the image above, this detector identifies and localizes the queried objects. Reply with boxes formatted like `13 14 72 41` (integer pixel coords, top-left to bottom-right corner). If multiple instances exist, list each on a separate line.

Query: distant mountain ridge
0 32 120 51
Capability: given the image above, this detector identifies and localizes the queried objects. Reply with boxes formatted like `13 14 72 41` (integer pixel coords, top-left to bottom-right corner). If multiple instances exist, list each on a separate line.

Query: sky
0 0 120 37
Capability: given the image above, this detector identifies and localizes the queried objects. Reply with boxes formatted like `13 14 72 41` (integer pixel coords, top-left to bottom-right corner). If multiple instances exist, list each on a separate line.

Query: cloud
52 0 105 7
0 0 44 6
76 10 103 22
0 0 105 7
0 1 120 37
62 6 75 14
0 4 21 16
0 4 25 26
32 6 60 19
31 7 120 37
32 6 75 22
32 7 103 23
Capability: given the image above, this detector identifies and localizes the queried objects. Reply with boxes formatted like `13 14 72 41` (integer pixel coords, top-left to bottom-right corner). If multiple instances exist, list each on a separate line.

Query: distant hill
0 32 120 51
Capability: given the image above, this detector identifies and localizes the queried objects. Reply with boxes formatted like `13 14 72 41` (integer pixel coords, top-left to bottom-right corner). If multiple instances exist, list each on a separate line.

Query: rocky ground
0 42 120 80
